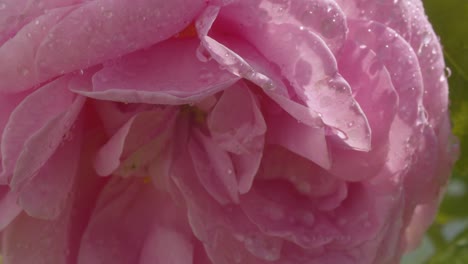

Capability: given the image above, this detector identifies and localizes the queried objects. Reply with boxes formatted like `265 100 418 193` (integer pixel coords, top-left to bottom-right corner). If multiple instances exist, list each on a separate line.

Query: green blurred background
403 0 468 263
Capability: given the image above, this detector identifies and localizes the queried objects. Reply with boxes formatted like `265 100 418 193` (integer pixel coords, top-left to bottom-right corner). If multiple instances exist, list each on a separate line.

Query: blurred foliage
416 0 468 263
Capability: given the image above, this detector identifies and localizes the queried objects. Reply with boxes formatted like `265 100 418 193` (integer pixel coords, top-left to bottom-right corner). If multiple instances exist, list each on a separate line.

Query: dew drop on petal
445 67 452 78
244 234 283 261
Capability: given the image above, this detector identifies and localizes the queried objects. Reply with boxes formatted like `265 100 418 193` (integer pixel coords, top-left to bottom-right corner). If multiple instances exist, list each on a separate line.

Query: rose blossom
0 0 457 263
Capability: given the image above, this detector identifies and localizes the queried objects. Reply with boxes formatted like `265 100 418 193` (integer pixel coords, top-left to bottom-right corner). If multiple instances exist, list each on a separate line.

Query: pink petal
1 77 83 183
0 0 80 45
16 120 83 219
0 186 21 230
71 38 239 105
207 82 266 193
347 20 425 125
328 39 398 181
94 108 177 177
139 226 194 264
198 6 371 151
170 140 283 263
77 177 193 264
189 129 239 204
1 132 107 264
265 109 331 170
0 0 207 92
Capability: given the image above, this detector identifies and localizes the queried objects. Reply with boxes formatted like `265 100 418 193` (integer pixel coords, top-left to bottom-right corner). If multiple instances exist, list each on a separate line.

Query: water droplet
26 33 32 38
227 169 233 175
445 67 452 78
0 3 6 10
302 212 315 226
244 234 282 261
195 45 211 62
347 121 355 128
34 20 40 25
198 68 214 83
18 67 30 76
321 17 339 38
103 11 113 18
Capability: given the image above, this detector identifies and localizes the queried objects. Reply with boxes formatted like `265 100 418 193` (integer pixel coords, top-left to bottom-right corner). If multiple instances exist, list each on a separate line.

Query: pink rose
0 0 458 263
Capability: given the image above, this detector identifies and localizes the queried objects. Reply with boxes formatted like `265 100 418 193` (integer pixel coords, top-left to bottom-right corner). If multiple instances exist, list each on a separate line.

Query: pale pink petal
1 77 82 183
170 138 283 263
71 38 239 105
11 94 85 195
1 127 107 264
347 20 424 125
16 120 83 219
207 82 266 193
0 0 207 92
94 108 177 177
0 0 81 45
189 129 239 204
265 109 331 170
198 6 371 151
327 39 398 181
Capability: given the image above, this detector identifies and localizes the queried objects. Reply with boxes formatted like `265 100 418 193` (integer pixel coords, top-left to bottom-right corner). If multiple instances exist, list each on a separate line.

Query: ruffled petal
328 39 398 181
197 6 371 151
77 177 193 264
72 38 240 105
265 109 331 170
1 126 107 264
0 0 207 92
207 82 266 193
1 77 84 184
189 129 239 204
94 108 177 177
16 120 83 219
0 0 80 45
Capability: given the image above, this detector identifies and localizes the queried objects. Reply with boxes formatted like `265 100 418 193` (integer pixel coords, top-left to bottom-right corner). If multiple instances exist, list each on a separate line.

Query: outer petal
1 120 108 264
16 119 83 219
328 40 398 181
71 38 239 105
0 0 207 92
1 77 84 184
0 0 81 45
